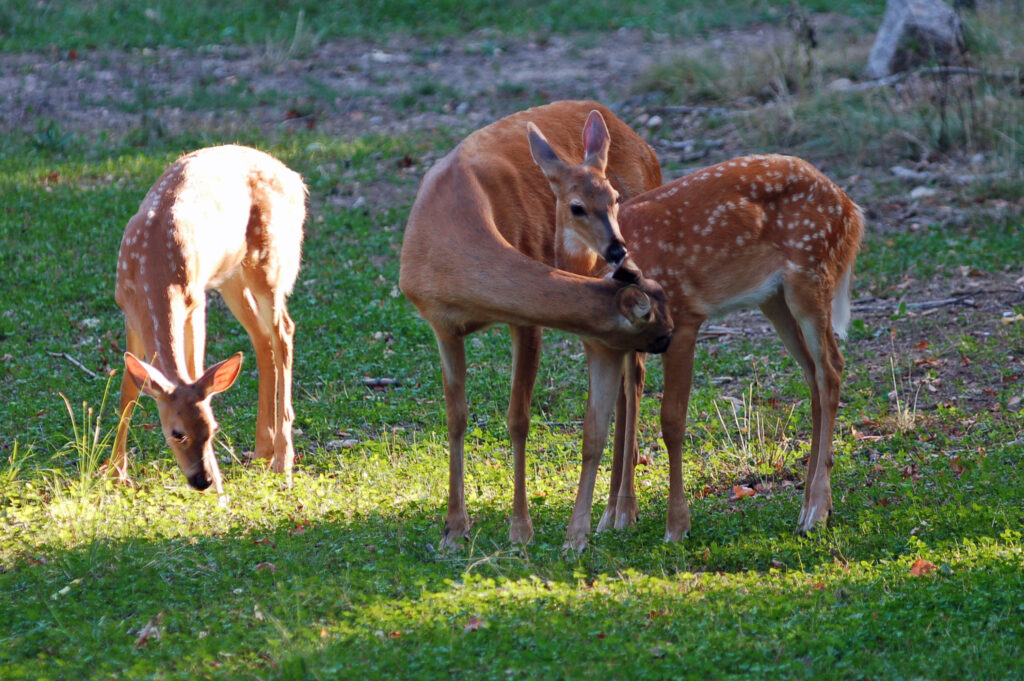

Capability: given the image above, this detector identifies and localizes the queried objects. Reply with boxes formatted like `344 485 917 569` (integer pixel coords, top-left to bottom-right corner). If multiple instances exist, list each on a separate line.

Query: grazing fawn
111 145 306 493
533 136 863 538
400 101 674 550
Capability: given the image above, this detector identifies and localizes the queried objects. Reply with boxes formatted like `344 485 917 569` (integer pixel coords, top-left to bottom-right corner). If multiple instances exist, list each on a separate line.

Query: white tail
538 148 864 539
400 101 673 551
111 145 306 493
831 256 857 340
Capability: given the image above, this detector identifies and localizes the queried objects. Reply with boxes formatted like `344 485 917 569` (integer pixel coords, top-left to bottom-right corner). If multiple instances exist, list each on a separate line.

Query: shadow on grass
3 486 1020 680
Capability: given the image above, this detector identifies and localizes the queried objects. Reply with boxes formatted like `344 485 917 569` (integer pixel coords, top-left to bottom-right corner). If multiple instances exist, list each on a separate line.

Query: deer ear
198 352 244 398
123 352 174 401
582 110 610 172
616 286 652 325
527 121 566 179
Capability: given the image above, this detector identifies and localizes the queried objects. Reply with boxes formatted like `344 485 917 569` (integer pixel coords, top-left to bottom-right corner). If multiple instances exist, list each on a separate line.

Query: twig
852 296 974 312
361 377 399 388
647 104 738 117
47 351 99 379
846 66 1023 92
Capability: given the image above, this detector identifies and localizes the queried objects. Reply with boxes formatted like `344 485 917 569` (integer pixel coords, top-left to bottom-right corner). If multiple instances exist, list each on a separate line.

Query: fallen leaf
909 558 938 576
1000 313 1024 325
949 456 965 477
254 562 277 573
388 631 402 639
900 465 921 481
730 485 756 500
913 340 929 351
463 617 484 633
134 611 164 647
252 536 276 547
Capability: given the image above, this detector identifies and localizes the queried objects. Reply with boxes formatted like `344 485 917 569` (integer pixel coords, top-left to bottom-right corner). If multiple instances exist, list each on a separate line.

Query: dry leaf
463 617 484 633
909 558 938 576
134 611 164 647
254 562 277 573
730 485 756 500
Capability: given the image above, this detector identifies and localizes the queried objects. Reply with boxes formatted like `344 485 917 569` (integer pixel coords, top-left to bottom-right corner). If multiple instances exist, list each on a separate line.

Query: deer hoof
509 518 534 545
562 534 589 553
596 505 616 533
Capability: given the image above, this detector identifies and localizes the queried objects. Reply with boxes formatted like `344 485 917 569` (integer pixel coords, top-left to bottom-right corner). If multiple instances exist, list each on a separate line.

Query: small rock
909 186 937 200
646 115 663 129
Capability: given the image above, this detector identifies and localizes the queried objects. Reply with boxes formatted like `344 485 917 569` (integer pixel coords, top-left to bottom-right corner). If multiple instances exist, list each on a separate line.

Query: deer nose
187 471 212 490
648 332 673 355
605 241 627 266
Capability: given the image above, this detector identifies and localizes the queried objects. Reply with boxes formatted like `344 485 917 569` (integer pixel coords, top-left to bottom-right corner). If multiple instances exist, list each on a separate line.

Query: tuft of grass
712 383 798 483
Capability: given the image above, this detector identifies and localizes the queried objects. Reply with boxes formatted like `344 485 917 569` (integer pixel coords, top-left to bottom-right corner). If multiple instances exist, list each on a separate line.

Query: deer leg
183 297 206 382
597 377 628 533
436 331 471 550
661 323 700 542
784 284 844 532
611 352 644 530
759 291 823 528
269 303 296 480
507 325 542 545
565 342 623 551
110 324 145 483
220 278 277 464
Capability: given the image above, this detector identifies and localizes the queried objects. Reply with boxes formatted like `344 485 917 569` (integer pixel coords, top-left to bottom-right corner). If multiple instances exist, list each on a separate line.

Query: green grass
2 1 1024 678
2 132 1021 677
0 0 885 50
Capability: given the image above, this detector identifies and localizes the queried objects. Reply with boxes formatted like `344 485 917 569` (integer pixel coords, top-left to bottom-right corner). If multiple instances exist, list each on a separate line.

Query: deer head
122 351 243 490
527 110 629 268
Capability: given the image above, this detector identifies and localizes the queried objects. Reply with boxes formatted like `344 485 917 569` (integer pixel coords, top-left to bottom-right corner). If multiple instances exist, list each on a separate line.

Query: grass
635 4 1024 175
0 1 886 50
2 1 1024 679
4 130 1022 678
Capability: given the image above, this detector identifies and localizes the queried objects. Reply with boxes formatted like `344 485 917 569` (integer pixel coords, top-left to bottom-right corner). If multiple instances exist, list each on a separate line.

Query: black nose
648 333 673 355
187 472 212 490
605 241 626 266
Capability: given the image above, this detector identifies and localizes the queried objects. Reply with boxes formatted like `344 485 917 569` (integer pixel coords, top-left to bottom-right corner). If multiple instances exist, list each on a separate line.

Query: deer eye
569 203 587 217
170 430 187 443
